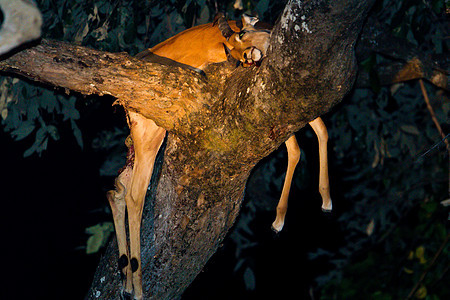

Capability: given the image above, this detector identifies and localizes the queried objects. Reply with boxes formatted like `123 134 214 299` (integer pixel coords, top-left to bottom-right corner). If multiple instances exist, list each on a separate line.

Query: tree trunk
0 0 375 298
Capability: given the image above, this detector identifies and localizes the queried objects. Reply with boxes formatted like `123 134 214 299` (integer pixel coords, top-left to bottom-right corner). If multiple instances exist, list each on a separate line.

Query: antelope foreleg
126 111 166 300
272 135 301 233
309 117 332 212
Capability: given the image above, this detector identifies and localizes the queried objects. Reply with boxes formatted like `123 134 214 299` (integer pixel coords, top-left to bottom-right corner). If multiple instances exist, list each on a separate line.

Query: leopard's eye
238 31 245 38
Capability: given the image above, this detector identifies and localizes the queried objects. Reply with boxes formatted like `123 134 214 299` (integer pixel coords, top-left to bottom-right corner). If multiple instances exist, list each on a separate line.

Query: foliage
320 200 449 299
85 222 114 254
311 0 449 297
0 76 83 156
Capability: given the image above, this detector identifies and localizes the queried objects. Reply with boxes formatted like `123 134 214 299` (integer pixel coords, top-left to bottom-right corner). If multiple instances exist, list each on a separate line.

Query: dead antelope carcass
107 13 332 299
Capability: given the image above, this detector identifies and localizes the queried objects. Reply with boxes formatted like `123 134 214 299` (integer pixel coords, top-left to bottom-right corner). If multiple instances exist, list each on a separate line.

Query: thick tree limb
0 39 220 132
0 0 376 298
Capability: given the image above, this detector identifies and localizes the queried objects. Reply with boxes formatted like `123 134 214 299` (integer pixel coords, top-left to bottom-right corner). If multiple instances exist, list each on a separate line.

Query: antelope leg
107 166 133 294
309 117 332 212
272 135 301 233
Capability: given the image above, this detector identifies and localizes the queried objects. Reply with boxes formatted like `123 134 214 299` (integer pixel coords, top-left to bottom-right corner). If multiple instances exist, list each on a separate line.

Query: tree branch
355 57 449 90
0 39 228 132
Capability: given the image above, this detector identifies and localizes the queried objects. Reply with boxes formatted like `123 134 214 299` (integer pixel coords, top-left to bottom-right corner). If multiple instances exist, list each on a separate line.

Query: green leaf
26 97 40 121
85 222 114 254
371 291 393 300
361 54 377 73
71 119 83 149
431 0 444 13
85 223 101 235
10 121 35 141
86 230 104 254
23 143 37 158
23 127 49 157
400 125 420 135
243 267 256 290
256 0 270 16
41 89 58 113
35 127 47 146
47 125 60 141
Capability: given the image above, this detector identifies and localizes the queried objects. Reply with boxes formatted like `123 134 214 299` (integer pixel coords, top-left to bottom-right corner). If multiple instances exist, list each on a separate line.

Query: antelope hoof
121 291 133 300
271 220 284 234
321 200 333 213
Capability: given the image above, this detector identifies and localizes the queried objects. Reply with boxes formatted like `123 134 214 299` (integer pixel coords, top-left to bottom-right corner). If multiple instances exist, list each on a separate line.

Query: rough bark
0 0 376 299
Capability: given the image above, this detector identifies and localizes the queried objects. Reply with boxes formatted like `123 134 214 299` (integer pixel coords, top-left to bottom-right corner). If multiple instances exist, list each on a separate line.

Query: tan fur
149 22 240 69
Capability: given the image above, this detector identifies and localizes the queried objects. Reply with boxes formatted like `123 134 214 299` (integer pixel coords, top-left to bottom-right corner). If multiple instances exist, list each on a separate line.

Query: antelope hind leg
272 118 333 233
309 117 332 212
126 111 166 300
272 135 300 233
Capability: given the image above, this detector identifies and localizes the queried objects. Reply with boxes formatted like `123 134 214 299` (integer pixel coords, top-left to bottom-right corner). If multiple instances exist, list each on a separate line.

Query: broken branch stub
0 0 42 56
